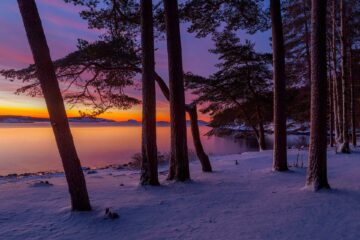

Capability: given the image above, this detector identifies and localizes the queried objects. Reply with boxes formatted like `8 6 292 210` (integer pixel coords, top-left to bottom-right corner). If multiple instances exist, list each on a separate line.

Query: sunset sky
0 0 271 122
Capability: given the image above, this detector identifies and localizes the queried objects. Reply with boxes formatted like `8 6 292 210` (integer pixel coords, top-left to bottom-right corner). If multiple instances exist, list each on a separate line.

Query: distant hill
0 115 114 123
0 115 209 126
0 116 48 123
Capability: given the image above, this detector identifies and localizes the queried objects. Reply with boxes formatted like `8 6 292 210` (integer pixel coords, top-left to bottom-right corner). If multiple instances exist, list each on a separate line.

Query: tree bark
163 0 190 181
140 0 159 185
306 0 330 190
303 0 312 86
154 73 213 172
256 106 267 151
328 51 335 147
17 0 91 211
331 0 343 144
340 0 350 153
187 104 212 172
270 0 288 171
350 48 357 147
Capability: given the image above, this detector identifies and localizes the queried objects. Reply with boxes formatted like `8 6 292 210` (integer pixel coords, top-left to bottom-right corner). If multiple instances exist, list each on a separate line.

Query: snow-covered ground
1 149 360 240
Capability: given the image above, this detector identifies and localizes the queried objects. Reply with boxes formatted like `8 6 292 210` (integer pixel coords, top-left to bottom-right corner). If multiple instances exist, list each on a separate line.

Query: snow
1 149 360 239
224 119 312 135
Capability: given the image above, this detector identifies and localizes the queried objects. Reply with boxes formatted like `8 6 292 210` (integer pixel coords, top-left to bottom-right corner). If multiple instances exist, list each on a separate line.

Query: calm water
0 123 304 175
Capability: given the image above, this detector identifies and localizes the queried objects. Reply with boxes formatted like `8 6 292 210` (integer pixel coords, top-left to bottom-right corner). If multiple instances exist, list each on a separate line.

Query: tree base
304 181 331 192
338 143 351 153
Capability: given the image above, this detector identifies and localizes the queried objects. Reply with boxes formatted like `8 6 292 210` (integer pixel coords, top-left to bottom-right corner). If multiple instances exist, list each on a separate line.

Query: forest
0 0 359 239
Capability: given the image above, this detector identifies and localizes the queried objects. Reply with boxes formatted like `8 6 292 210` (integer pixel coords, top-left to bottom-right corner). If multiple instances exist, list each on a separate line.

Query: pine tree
306 0 330 191
163 0 190 181
339 0 350 153
182 0 268 38
185 33 273 151
17 0 91 210
140 0 159 185
270 0 288 171
282 0 312 86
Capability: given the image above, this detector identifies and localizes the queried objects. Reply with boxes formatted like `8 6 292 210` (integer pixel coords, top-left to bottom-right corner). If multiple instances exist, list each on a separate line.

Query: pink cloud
37 0 82 14
0 44 32 66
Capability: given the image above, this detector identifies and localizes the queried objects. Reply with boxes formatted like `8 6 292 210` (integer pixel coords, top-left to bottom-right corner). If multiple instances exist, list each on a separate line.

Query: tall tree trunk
163 0 190 181
154 73 212 172
306 0 330 190
303 0 312 86
332 0 343 144
340 0 350 153
140 0 159 185
17 0 91 211
270 0 288 171
328 51 335 147
350 48 357 147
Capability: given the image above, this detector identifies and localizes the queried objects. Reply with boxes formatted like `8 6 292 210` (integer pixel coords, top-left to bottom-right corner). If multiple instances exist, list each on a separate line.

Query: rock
105 208 120 220
87 170 97 175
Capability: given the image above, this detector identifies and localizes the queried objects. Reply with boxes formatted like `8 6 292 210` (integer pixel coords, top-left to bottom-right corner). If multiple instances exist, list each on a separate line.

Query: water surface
0 123 264 175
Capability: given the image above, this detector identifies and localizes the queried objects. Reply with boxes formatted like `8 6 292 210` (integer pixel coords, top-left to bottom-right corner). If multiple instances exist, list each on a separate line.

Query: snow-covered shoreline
1 149 360 240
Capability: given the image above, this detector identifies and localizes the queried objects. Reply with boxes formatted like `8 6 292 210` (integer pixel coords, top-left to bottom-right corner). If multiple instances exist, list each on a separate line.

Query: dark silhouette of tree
154 74 212 172
163 0 190 181
140 0 159 185
282 0 312 86
185 33 273 151
270 0 288 171
330 0 344 146
339 0 350 153
17 0 91 210
306 0 330 191
347 0 360 147
0 38 141 116
181 0 268 38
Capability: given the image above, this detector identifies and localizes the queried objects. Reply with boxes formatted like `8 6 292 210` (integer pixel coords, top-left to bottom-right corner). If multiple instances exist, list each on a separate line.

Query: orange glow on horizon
0 105 210 122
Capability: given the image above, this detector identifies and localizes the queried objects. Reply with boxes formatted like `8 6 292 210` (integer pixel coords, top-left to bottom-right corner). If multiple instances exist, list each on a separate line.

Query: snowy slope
0 149 359 240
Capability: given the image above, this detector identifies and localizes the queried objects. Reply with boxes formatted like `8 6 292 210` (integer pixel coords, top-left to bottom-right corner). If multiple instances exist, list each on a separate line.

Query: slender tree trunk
340 0 350 153
270 0 288 171
258 121 266 151
350 48 357 147
256 105 267 151
17 0 91 211
303 0 312 86
328 51 335 147
306 0 330 190
154 73 212 172
187 104 212 172
140 0 159 185
163 0 190 181
332 0 343 144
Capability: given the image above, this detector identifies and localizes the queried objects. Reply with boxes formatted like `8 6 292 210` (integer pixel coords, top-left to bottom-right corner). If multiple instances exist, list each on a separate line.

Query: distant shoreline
0 115 208 126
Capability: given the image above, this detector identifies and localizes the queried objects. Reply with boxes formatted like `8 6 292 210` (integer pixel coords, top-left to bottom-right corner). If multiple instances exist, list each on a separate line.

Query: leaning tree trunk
187 104 212 172
270 0 288 171
163 0 190 181
17 0 91 210
340 0 350 153
306 0 330 191
140 0 159 185
350 48 357 147
154 73 212 172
